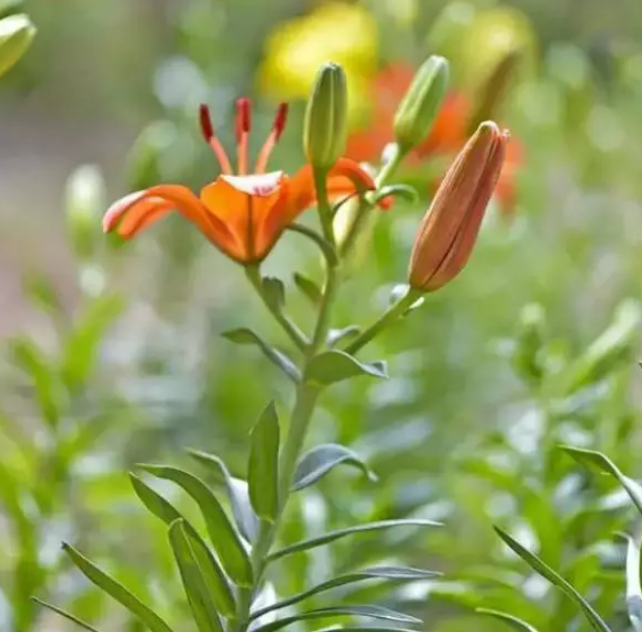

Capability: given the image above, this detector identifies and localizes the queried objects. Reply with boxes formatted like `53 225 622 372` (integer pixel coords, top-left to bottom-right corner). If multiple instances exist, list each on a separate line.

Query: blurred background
3 0 642 631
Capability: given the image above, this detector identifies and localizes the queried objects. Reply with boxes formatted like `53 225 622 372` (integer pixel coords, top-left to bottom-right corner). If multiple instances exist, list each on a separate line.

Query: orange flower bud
408 121 508 292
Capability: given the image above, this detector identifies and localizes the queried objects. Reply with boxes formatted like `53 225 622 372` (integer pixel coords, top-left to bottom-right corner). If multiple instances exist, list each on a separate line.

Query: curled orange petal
103 185 236 254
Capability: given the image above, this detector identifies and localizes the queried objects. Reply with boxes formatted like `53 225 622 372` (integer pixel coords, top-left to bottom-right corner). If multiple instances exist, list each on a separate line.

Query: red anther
199 104 215 141
236 98 252 139
273 103 289 141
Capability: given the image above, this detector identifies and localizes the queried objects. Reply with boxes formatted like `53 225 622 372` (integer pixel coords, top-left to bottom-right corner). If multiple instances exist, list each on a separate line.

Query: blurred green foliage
2 0 642 631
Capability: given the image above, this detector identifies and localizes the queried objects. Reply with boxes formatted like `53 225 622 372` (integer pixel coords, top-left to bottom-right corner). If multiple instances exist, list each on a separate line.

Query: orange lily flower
104 99 378 264
345 62 523 214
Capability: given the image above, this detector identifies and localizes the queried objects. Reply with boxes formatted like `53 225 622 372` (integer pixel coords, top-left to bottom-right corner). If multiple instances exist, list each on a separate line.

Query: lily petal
200 175 285 261
103 184 236 253
287 158 378 212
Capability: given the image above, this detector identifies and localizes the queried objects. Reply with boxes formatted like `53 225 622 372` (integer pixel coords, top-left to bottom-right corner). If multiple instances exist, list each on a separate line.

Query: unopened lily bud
408 121 508 292
303 62 348 171
0 13 36 79
393 55 449 154
65 164 106 261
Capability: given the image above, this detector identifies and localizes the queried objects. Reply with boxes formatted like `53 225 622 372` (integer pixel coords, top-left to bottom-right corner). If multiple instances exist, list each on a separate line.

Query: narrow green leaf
251 566 440 620
621 533 642 631
8 337 61 427
372 184 418 205
561 445 642 516
494 527 612 632
253 605 421 632
32 597 101 632
293 273 322 305
268 519 441 562
476 608 541 632
169 520 224 632
62 543 175 632
221 328 300 382
248 402 280 522
305 350 387 385
139 464 253 587
327 326 361 348
262 277 286 311
292 443 377 491
129 474 236 617
60 294 124 392
188 450 258 542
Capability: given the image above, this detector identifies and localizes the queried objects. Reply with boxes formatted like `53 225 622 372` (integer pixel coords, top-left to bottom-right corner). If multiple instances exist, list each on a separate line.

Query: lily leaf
476 608 541 632
251 566 440 620
262 277 285 311
561 445 642 516
293 273 322 305
32 597 101 632
248 402 280 522
169 520 225 632
139 464 253 587
130 474 235 617
292 443 377 491
252 604 421 632
327 326 361 348
494 527 611 632
620 533 642 631
188 450 258 542
305 350 387 385
221 328 300 382
268 519 441 562
371 184 418 206
62 543 175 632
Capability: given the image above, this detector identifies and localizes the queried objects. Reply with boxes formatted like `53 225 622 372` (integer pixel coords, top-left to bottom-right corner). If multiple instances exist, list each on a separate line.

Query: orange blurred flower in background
104 100 378 264
345 62 523 215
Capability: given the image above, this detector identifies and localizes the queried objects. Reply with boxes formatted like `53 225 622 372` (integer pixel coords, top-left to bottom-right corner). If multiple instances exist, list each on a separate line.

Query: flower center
220 172 284 196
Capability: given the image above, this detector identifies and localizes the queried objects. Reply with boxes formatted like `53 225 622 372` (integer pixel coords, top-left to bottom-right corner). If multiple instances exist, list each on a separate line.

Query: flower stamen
256 103 289 174
199 104 233 175
236 98 251 176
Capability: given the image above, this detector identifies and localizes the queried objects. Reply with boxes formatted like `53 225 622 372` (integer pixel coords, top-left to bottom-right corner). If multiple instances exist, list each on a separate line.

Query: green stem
288 223 338 267
314 170 335 247
235 171 343 631
345 288 420 355
245 265 308 352
338 143 405 260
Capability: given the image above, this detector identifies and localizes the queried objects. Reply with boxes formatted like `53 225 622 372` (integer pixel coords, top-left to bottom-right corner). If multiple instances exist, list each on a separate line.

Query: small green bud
127 120 176 190
393 55 449 153
0 13 35 79
65 164 105 261
304 62 348 171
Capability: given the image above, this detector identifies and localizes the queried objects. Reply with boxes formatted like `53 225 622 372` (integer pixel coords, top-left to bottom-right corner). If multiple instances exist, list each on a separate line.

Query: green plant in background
35 59 512 632
0 164 142 632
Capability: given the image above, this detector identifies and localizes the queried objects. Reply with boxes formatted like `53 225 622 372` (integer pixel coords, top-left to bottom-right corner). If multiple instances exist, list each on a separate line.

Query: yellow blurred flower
258 2 378 123
459 7 537 91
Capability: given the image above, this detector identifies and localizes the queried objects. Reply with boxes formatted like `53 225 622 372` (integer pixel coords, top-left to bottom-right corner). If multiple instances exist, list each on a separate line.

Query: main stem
236 169 340 631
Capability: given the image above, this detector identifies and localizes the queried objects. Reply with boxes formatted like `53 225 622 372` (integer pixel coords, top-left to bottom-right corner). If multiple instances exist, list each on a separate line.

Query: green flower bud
304 62 348 171
0 13 35 79
393 55 449 153
65 164 105 261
